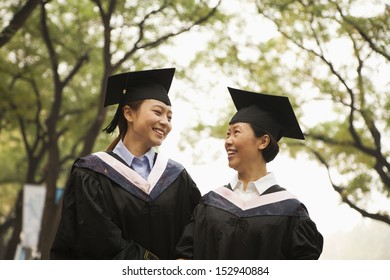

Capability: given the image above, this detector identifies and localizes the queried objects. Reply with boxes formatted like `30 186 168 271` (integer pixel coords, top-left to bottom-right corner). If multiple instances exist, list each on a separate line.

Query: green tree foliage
0 0 224 259
254 0 389 225
185 0 389 225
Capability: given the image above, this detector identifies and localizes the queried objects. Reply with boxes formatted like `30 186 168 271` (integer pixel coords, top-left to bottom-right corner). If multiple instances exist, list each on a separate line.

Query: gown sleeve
289 217 324 259
175 208 198 259
50 167 158 260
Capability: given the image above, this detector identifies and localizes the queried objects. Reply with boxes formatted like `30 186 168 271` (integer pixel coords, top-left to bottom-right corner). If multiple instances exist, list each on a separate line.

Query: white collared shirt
230 172 278 201
112 140 155 179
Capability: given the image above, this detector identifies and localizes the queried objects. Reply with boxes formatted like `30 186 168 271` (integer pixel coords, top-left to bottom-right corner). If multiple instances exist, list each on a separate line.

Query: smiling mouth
227 149 237 158
153 128 165 137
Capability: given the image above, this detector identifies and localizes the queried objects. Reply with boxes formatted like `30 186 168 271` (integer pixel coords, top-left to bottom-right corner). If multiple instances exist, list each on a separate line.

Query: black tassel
103 106 121 134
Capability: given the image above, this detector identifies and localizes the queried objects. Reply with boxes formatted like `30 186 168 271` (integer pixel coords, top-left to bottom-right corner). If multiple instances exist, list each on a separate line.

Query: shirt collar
229 172 278 195
112 139 154 169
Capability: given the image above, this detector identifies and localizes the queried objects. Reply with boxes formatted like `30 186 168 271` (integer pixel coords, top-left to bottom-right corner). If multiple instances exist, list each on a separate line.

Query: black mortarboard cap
104 68 175 107
103 68 175 133
228 87 305 141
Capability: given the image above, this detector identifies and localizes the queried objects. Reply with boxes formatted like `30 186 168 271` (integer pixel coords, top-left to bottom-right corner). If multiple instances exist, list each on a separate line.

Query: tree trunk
38 131 61 259
4 190 23 260
38 200 61 259
38 195 56 259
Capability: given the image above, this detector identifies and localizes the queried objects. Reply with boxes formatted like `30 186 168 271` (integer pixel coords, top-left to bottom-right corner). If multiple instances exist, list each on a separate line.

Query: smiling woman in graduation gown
50 68 201 260
175 87 323 260
177 180 322 259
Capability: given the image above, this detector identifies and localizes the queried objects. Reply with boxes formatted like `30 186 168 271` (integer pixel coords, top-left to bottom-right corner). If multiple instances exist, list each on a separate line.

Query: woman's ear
258 134 270 150
123 105 135 123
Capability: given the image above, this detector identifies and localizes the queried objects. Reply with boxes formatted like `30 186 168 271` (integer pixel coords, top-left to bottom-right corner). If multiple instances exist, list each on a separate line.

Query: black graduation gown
175 184 323 260
50 151 201 260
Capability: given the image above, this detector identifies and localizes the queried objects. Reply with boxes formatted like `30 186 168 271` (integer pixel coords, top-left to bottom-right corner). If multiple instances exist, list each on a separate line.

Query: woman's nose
159 116 169 125
225 137 233 146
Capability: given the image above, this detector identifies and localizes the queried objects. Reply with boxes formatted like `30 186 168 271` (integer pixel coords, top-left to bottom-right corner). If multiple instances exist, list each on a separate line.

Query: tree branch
335 3 390 61
0 0 41 48
40 1 60 86
62 52 90 87
258 2 381 161
114 0 221 70
308 147 390 226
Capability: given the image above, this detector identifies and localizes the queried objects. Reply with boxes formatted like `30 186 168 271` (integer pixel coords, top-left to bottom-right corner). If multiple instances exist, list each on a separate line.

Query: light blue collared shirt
112 140 155 180
229 172 278 201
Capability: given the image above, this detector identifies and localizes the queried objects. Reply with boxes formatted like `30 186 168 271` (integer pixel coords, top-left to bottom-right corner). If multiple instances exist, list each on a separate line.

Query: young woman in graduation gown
50 68 201 260
176 87 323 260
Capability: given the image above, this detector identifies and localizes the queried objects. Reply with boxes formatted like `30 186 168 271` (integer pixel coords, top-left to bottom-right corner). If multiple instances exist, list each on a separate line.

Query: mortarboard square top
104 68 175 107
228 87 304 141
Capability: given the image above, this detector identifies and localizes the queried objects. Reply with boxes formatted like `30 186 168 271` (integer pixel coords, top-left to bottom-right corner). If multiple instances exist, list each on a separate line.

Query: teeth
153 128 164 136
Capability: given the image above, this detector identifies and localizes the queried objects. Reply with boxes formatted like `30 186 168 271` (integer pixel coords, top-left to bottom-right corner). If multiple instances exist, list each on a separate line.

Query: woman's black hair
105 100 144 151
249 124 279 163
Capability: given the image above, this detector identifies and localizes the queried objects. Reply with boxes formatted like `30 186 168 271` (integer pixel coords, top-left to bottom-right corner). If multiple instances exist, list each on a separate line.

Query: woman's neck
122 134 150 157
238 164 267 191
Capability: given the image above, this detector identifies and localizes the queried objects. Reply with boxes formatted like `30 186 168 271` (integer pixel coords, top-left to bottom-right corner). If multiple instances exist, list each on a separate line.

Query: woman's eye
153 110 162 115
